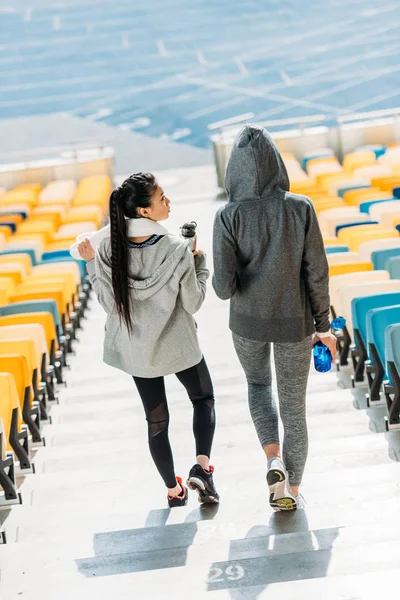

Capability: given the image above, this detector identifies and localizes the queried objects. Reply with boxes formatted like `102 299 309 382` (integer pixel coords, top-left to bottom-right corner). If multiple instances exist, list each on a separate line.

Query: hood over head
225 125 290 202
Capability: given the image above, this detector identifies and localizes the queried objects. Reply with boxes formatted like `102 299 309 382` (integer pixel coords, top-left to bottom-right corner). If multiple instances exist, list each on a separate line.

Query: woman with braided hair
77 173 218 507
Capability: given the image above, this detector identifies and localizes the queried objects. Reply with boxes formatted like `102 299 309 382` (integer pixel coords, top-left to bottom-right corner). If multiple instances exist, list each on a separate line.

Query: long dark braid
109 173 158 333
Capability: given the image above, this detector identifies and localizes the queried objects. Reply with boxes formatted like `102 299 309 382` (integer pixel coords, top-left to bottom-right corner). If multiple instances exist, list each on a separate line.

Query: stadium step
1 167 400 599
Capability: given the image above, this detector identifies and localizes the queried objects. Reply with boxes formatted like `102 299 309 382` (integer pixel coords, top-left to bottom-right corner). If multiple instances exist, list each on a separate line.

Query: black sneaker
167 477 188 508
187 464 219 504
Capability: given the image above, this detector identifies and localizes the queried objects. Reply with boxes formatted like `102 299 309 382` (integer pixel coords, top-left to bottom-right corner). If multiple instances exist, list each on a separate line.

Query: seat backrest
33 262 80 286
0 299 61 328
0 324 47 369
348 230 398 252
359 238 400 262
0 338 36 372
0 354 31 409
341 280 400 332
40 256 86 280
5 240 43 262
359 198 394 214
10 290 65 320
389 325 400 375
325 245 349 255
387 256 400 279
0 373 13 447
327 252 360 266
335 221 378 236
338 223 386 245
0 248 37 266
0 312 56 353
371 247 400 270
0 253 32 275
367 305 400 369
370 200 400 221
329 262 373 277
353 292 400 345
330 270 389 312
0 262 26 284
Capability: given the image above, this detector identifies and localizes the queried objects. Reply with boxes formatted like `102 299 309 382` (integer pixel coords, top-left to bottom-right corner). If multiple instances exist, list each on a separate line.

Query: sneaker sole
187 477 219 504
267 469 296 511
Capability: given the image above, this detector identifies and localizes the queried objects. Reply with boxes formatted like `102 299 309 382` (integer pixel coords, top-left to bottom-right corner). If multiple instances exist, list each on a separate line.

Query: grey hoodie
212 125 330 343
87 235 208 378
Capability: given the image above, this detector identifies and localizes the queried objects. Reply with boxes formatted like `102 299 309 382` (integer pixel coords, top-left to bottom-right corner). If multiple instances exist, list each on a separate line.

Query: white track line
234 58 248 76
156 40 168 57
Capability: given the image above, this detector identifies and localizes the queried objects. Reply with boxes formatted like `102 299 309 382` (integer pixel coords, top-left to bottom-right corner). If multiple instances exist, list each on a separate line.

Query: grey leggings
233 333 313 486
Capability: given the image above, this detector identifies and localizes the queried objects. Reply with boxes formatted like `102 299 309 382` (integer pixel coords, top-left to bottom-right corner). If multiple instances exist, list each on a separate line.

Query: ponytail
108 173 158 333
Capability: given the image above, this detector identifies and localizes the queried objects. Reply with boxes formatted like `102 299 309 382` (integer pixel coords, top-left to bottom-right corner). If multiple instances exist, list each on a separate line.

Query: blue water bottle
313 317 346 373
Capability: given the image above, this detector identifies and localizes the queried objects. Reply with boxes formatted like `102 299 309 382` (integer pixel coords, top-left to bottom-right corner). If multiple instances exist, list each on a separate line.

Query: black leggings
133 357 216 488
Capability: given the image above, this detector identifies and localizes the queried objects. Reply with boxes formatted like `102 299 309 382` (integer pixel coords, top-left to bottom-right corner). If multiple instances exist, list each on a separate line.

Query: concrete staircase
1 166 400 600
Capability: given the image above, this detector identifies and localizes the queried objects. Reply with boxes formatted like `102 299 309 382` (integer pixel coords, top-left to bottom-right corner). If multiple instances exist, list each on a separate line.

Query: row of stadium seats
284 150 400 434
0 175 109 542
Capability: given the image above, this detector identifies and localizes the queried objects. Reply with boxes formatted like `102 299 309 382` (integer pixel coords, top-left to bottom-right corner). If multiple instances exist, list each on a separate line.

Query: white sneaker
266 457 297 512
295 493 306 510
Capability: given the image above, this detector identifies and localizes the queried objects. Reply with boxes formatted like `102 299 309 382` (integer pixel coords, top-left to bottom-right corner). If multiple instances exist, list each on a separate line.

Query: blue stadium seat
0 248 37 265
384 323 400 428
366 304 400 401
335 220 378 236
359 198 394 214
386 256 400 279
393 186 400 199
351 292 400 383
337 184 370 198
325 245 349 254
372 248 400 270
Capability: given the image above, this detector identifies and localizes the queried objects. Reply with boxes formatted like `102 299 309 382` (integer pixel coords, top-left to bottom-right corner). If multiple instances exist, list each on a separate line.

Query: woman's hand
312 332 337 363
193 250 204 257
77 238 95 262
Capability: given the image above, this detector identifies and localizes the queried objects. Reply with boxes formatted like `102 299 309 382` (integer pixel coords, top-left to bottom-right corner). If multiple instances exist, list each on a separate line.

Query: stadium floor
3 0 400 149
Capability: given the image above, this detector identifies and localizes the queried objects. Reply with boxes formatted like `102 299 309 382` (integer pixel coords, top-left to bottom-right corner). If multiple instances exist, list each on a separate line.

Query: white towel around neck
69 218 170 260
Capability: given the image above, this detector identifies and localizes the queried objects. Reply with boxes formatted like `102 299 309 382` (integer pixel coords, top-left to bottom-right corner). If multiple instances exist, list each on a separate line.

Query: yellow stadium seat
0 324 48 376
323 236 345 246
23 272 77 302
63 206 103 228
0 312 58 359
73 176 112 210
0 188 38 207
0 226 13 239
33 262 81 287
371 175 400 192
343 152 376 173
0 277 16 301
0 263 26 285
0 288 7 307
5 240 43 262
315 200 346 214
14 184 42 194
0 371 31 470
0 253 32 275
338 224 387 246
46 239 77 252
347 230 399 252
32 205 67 228
0 355 38 443
39 180 77 205
10 290 66 327
343 188 389 206
329 262 373 277
17 221 56 244
0 214 23 226
11 233 48 249
54 222 97 241
0 232 6 251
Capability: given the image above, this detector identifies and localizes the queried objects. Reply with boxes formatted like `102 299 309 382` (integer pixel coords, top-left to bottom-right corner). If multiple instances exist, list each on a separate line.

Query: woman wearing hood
212 125 336 511
77 173 219 507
